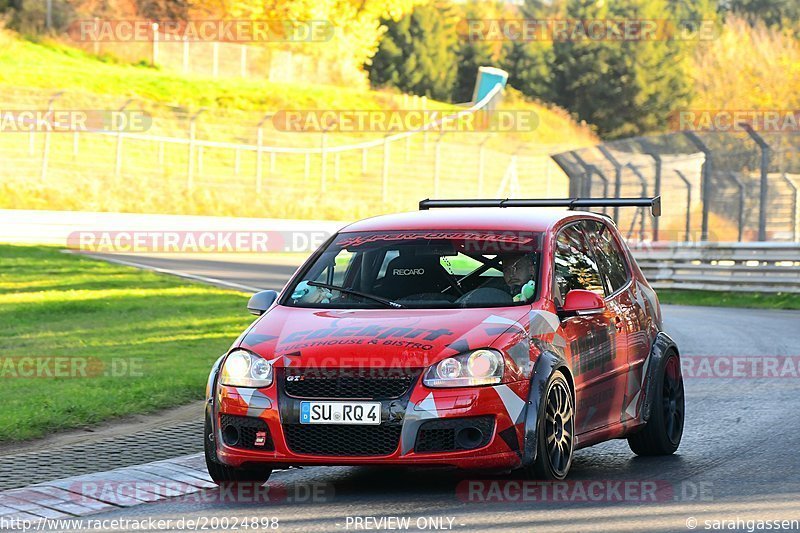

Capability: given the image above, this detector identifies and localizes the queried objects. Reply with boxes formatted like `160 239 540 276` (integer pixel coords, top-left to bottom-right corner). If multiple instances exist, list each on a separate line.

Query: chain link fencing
0 86 570 221
552 130 800 243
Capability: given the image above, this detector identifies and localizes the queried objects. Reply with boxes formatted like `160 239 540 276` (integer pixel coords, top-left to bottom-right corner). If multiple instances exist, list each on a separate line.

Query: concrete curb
0 453 213 522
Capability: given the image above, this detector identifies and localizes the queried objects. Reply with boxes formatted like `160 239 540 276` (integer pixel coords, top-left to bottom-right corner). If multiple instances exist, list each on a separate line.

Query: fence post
675 170 692 242
781 173 798 242
114 99 133 180
587 164 609 213
684 131 713 242
255 113 273 192
93 18 100 55
739 123 771 241
640 141 662 241
625 163 649 240
726 172 746 242
597 146 623 222
40 91 64 183
382 134 391 203
187 109 205 193
572 152 604 202
151 23 159 66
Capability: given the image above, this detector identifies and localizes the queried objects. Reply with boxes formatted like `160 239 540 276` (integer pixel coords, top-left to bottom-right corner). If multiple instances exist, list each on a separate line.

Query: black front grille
284 368 420 399
415 416 495 453
284 424 401 456
219 414 274 451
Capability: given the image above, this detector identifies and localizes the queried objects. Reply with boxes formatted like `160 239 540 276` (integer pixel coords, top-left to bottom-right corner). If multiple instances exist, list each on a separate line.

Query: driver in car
501 253 537 302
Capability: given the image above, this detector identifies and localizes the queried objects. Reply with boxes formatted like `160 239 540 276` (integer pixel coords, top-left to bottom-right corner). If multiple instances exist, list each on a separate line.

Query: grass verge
0 244 253 442
658 289 800 310
0 29 595 221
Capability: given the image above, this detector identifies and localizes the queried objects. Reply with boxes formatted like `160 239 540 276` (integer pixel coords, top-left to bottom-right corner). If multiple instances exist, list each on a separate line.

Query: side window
553 222 605 305
587 221 629 294
439 253 497 276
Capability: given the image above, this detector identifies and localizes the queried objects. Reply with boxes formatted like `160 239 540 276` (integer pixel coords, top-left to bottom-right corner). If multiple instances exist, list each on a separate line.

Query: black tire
204 412 273 484
628 351 684 456
523 369 575 480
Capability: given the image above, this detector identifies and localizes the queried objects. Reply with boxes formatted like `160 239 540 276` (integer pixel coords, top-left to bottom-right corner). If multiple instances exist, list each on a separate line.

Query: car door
586 220 652 424
554 221 626 434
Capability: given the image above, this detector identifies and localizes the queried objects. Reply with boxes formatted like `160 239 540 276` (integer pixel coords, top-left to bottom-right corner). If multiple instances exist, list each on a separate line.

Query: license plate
300 401 381 425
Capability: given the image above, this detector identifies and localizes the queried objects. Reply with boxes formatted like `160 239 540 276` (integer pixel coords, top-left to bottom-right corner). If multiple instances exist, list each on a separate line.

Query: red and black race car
204 197 684 482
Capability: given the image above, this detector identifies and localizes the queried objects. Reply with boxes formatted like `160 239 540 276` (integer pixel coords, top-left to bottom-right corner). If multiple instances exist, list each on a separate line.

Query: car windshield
284 230 542 309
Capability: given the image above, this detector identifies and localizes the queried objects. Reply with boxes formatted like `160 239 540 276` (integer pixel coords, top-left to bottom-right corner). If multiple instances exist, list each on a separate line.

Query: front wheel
522 369 575 480
628 351 684 456
204 412 273 484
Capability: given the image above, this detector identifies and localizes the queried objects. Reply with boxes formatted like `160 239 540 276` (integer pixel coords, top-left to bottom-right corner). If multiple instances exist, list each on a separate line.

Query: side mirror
560 289 605 318
247 290 278 316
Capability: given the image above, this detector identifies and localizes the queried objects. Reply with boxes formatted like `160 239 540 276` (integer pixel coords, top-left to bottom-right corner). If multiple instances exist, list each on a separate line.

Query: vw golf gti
204 197 684 482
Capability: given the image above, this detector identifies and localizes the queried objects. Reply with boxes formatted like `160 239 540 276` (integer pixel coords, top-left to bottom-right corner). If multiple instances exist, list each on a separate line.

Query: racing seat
378 251 454 300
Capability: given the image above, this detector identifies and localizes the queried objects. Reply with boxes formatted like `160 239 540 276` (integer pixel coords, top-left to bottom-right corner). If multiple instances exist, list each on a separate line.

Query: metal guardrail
632 242 800 293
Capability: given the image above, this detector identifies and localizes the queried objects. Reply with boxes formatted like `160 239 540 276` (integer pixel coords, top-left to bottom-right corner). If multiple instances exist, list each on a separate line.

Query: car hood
236 305 530 369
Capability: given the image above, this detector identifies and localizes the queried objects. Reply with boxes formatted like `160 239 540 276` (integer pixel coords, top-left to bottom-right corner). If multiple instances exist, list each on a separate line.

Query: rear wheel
204 412 273 484
523 370 574 480
628 352 684 456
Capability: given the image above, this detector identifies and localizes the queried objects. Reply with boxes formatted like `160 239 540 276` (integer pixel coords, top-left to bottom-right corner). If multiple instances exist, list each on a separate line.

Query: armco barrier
4 210 799 294
632 242 800 293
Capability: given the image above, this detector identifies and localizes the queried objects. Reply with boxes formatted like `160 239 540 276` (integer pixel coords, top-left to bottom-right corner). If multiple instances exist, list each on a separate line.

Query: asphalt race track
65 253 800 532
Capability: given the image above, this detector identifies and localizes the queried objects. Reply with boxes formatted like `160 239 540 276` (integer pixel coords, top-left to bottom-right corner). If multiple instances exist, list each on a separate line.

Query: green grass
0 244 254 442
0 29 596 221
658 289 800 310
0 32 404 114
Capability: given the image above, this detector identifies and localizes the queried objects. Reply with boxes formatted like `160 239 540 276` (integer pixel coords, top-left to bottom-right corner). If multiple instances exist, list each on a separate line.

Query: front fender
205 355 225 427
519 350 572 468
206 355 225 401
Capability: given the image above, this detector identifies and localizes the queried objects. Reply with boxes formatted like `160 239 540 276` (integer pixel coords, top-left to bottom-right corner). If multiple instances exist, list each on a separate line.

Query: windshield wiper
307 281 404 308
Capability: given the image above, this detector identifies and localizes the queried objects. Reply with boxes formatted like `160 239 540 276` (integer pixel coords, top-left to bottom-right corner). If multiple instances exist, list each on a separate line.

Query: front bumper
212 372 529 470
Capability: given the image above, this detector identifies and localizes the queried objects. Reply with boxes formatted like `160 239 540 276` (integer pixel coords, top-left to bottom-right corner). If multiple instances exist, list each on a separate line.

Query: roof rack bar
418 196 661 217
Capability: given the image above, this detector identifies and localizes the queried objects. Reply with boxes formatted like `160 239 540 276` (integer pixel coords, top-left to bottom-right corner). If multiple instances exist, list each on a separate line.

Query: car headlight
423 349 504 387
220 349 273 388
